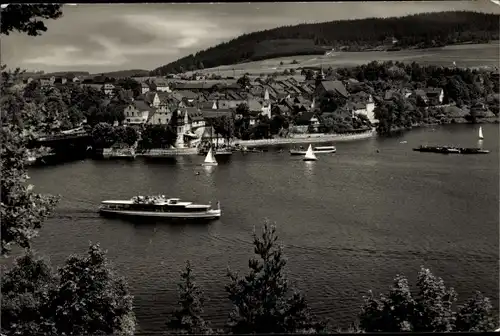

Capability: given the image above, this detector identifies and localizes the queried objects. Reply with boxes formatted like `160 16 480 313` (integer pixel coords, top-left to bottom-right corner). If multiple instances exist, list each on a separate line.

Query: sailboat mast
210 121 213 149
215 120 219 148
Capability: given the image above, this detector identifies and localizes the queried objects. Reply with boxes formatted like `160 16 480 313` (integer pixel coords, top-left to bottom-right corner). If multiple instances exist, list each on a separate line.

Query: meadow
187 42 499 78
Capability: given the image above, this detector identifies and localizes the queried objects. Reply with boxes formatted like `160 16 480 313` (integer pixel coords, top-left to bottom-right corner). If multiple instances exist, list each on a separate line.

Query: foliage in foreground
167 261 213 334
0 112 59 256
1 244 136 336
359 267 497 332
1 4 63 36
225 221 327 334
1 5 136 336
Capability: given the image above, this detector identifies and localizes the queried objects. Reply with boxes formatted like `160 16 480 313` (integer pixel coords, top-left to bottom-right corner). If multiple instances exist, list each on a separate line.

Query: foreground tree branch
1 4 63 36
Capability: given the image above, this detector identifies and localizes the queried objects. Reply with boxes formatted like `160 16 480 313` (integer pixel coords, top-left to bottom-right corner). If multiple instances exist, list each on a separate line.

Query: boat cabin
100 197 211 213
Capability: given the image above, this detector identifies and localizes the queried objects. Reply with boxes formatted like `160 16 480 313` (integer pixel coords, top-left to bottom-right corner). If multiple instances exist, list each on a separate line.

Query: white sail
202 147 218 166
478 126 484 139
303 144 317 161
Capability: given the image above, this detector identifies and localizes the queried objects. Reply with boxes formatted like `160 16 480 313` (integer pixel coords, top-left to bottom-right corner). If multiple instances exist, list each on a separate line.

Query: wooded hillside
151 11 499 75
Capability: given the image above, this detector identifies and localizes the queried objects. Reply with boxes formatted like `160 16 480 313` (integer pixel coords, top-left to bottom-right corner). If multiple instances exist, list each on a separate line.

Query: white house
174 107 206 148
144 92 161 108
426 88 445 105
350 101 377 125
261 102 272 118
123 100 152 125
141 82 150 95
102 83 115 96
154 80 172 93
148 103 172 125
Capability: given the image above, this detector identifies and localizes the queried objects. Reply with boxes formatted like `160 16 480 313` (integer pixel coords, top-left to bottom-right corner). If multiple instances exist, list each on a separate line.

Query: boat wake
283 243 496 263
53 208 100 220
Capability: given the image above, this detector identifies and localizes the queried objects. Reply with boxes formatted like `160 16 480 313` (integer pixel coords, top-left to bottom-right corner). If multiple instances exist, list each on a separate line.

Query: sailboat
303 144 317 161
478 126 484 140
201 147 218 166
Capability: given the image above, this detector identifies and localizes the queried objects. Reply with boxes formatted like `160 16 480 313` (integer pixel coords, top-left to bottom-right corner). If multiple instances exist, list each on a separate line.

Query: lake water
22 124 499 333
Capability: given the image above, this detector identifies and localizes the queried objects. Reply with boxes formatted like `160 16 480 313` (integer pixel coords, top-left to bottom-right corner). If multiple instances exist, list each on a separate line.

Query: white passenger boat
99 195 221 220
290 145 336 155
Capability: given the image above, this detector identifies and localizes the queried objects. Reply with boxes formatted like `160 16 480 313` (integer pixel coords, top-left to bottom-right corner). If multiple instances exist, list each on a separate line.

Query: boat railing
131 195 166 205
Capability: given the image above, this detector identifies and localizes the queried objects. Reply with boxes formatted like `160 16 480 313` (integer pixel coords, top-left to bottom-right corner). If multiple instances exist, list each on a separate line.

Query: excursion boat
290 145 336 156
99 195 221 220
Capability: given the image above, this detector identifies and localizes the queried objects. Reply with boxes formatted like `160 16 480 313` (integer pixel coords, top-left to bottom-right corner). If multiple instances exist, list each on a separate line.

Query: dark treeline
1 67 135 132
151 11 499 75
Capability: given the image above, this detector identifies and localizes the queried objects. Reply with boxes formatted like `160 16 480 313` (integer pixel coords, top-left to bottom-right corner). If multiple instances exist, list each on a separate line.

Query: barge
413 145 490 154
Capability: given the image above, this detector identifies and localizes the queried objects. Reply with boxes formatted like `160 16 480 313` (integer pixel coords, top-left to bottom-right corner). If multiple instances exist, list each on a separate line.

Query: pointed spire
264 88 269 101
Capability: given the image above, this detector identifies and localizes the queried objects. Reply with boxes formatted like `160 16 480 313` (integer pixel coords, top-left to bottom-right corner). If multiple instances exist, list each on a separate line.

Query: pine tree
359 267 496 332
455 291 497 332
167 260 212 334
225 221 326 334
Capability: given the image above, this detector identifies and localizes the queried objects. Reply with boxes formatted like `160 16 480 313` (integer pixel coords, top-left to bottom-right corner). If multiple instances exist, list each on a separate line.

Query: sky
2 1 500 74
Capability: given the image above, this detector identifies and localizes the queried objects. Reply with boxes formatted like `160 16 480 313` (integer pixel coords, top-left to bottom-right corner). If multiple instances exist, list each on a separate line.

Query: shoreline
234 130 376 148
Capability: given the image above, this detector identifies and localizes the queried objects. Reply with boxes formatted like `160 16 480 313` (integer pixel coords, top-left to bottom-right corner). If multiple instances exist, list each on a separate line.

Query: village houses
123 100 152 125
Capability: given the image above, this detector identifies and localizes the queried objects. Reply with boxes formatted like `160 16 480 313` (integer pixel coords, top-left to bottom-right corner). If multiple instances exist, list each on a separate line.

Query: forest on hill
20 69 150 80
90 69 151 78
151 11 499 76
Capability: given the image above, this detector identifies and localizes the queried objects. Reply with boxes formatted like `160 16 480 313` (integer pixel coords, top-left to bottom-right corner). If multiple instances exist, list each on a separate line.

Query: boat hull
201 162 218 166
413 146 490 154
290 149 336 155
99 208 221 220
199 150 233 156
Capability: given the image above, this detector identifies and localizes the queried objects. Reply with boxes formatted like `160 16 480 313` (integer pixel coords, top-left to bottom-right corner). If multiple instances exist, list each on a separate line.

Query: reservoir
24 124 499 333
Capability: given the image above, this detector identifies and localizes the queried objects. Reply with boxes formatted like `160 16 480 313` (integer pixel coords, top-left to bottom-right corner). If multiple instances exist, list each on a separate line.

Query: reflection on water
477 139 484 148
304 161 315 177
202 165 216 175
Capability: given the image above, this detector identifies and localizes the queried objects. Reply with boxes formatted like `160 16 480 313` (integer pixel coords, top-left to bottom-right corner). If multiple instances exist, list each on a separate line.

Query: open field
187 42 499 78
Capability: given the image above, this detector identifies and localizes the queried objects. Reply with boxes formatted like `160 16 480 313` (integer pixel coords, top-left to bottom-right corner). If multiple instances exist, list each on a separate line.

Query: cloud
3 2 499 73
15 9 240 70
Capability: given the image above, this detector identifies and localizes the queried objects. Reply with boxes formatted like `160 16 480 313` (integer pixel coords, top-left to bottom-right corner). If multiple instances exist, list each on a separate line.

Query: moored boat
99 195 221 220
198 147 233 156
290 145 336 156
413 145 490 154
